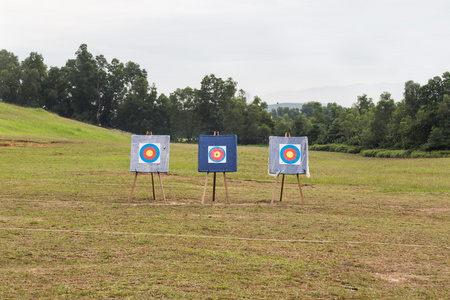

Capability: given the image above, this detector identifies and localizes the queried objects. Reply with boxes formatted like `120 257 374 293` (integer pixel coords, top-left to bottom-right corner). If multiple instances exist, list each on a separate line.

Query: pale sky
1 0 450 106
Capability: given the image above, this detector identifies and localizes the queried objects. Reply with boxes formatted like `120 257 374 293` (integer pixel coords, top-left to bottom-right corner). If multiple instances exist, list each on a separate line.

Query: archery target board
139 143 161 164
279 144 301 165
198 135 237 172
130 135 170 173
269 136 309 175
208 146 226 163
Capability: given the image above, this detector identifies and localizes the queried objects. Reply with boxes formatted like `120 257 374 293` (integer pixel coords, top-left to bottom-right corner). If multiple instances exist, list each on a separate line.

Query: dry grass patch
0 138 449 298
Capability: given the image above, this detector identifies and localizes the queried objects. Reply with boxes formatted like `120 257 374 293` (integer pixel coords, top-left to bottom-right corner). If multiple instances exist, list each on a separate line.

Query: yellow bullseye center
214 152 221 158
286 151 294 158
146 149 153 157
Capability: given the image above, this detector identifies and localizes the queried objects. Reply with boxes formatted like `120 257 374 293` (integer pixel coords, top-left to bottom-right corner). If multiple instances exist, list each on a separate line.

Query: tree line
0 44 448 150
269 80 449 151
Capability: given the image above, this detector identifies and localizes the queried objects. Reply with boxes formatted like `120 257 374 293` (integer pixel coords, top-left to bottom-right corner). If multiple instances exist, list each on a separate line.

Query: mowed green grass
0 103 449 299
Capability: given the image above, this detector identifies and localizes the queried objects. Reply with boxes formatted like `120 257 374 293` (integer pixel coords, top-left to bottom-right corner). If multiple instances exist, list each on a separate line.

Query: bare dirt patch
0 140 70 147
374 272 430 283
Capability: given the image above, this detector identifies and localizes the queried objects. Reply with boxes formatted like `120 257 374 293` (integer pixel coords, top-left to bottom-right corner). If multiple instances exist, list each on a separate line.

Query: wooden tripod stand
128 131 167 204
271 173 304 205
201 131 230 204
128 171 166 204
270 132 305 205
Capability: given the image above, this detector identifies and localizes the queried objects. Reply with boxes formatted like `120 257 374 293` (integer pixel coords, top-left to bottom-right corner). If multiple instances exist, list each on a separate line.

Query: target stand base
271 173 304 205
201 172 230 205
128 172 167 204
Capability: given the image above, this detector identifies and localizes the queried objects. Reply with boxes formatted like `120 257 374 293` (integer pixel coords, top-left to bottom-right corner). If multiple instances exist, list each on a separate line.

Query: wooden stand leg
223 172 230 204
151 173 156 200
297 174 305 205
157 172 167 204
201 172 209 205
280 174 284 202
280 174 285 202
271 173 279 205
212 172 216 202
128 172 139 203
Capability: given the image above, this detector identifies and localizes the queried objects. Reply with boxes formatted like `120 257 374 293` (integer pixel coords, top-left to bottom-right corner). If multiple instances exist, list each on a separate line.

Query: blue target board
269 136 309 176
198 135 237 172
130 135 170 173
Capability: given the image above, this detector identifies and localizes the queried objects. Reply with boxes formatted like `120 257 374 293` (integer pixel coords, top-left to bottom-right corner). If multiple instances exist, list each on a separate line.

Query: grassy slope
0 103 449 299
0 102 129 142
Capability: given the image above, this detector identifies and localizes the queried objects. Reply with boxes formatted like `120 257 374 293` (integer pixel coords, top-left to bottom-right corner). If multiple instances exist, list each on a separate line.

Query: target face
208 146 226 163
139 143 161 164
279 144 301 165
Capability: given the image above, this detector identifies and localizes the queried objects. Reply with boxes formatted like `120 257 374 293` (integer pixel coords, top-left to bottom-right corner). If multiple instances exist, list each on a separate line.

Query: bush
312 145 450 158
411 150 450 158
310 144 361 154
360 149 379 157
375 150 410 158
347 147 361 154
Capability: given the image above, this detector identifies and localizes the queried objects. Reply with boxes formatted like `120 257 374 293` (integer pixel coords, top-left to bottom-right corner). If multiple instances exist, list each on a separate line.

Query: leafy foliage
0 45 448 150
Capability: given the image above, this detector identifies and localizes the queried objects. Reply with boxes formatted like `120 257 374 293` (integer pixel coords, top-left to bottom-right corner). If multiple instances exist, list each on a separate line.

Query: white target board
130 135 170 173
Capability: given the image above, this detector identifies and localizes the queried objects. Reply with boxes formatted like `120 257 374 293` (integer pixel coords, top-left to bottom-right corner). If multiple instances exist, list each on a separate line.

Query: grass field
0 103 449 299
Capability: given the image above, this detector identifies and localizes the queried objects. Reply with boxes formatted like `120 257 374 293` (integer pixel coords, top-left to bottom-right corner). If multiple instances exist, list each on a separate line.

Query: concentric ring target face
139 143 160 163
279 144 301 165
208 146 226 163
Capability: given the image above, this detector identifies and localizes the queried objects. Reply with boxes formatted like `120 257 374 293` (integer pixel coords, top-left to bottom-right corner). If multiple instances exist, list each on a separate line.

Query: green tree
222 90 246 140
0 50 20 103
369 93 396 147
151 93 171 135
66 44 99 123
274 118 291 136
300 102 316 118
307 124 323 144
43 66 71 116
404 80 421 122
355 94 374 114
292 113 308 137
197 74 237 133
423 94 449 150
116 77 155 134
169 87 200 141
18 52 47 107
408 73 449 148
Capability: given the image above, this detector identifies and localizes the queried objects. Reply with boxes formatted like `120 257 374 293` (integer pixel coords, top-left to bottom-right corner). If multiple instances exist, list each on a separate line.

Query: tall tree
169 87 200 141
116 77 154 134
0 50 20 103
66 44 98 123
18 52 47 107
43 66 71 116
197 74 237 133
355 94 374 114
403 80 421 122
369 93 396 147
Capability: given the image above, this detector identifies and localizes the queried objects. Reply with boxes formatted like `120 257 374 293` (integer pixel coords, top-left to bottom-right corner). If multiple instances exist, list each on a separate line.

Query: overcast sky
1 0 450 106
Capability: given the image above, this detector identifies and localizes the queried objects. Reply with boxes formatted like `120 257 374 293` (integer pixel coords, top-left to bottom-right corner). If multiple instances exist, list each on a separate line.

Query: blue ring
139 143 160 163
280 145 300 164
209 146 226 163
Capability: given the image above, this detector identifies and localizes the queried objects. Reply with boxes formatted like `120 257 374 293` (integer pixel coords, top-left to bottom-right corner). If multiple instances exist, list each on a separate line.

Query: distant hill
263 83 404 107
0 102 130 142
267 102 305 111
